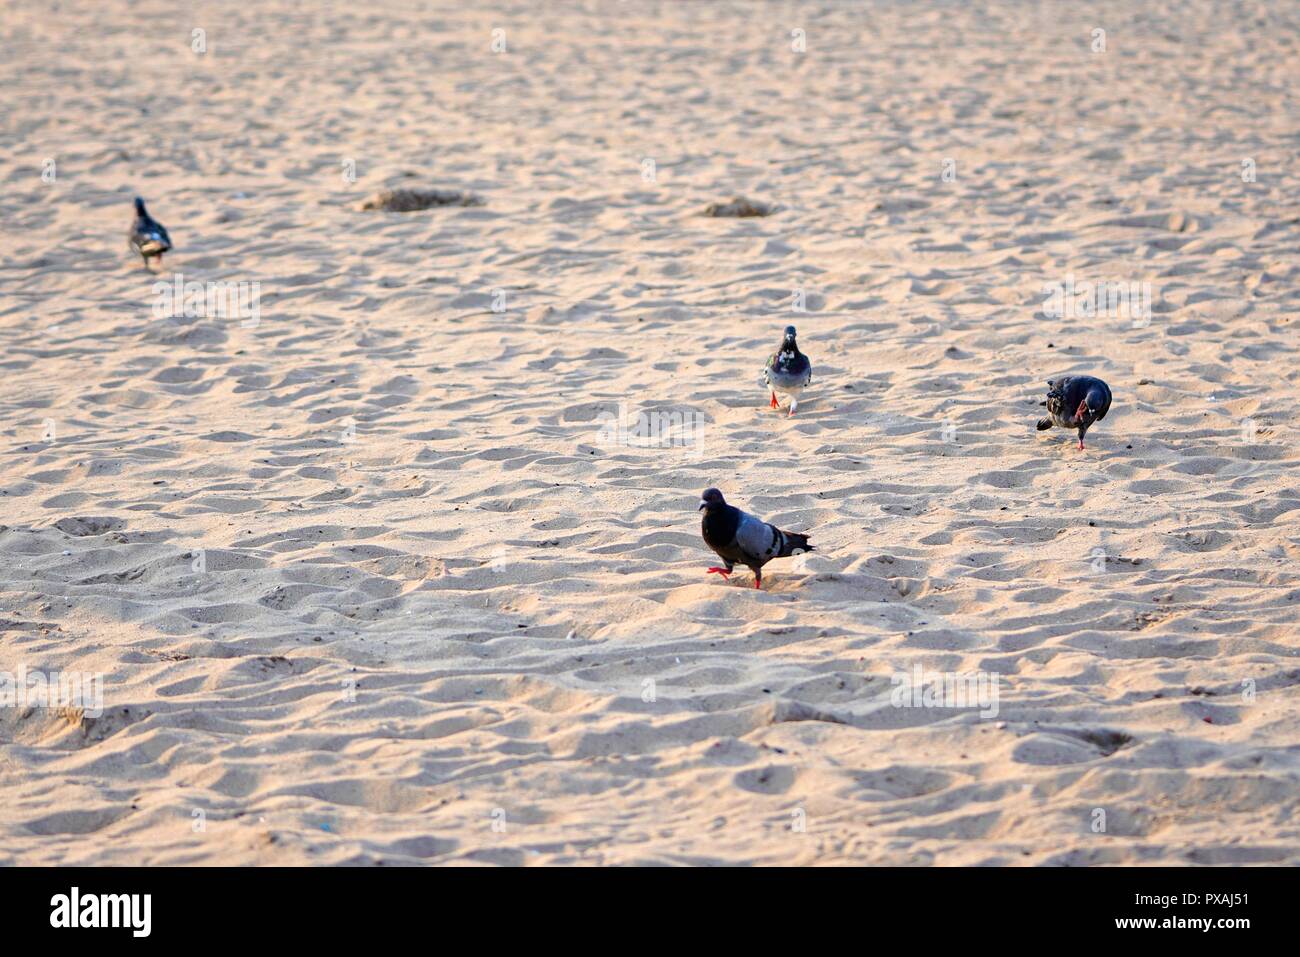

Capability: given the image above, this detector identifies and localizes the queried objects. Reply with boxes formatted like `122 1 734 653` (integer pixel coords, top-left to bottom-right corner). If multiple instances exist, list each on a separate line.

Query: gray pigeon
1037 375 1113 449
699 487 813 589
128 197 172 270
762 325 812 416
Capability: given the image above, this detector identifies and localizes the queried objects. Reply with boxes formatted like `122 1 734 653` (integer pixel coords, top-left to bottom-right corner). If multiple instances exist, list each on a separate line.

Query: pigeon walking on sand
1037 375 1112 450
128 197 172 270
698 487 813 589
762 325 812 416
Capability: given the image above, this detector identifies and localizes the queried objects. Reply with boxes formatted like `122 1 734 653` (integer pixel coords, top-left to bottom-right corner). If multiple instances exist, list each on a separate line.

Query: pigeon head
782 325 797 345
1075 385 1109 424
134 197 147 215
698 487 726 512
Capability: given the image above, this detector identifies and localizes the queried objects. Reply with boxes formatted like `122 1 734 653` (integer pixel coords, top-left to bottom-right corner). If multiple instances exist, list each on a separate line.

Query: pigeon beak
698 500 707 511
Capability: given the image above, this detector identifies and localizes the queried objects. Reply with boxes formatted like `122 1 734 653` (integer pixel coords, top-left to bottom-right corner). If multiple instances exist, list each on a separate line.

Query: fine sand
1 0 1298 865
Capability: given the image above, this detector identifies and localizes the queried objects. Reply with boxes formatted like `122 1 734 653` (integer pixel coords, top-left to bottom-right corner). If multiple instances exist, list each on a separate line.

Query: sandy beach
1 0 1298 865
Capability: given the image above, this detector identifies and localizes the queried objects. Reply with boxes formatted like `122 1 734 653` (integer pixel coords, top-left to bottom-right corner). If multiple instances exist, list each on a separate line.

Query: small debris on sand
702 196 775 218
358 188 484 212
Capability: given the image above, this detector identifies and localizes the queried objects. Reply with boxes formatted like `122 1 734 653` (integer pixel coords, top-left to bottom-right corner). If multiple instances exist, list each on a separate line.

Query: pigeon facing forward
698 487 813 589
128 197 172 270
1037 375 1113 449
762 325 812 416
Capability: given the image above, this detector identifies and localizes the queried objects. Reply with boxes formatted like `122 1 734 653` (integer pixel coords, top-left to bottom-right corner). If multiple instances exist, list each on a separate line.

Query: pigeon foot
769 392 779 409
706 567 731 579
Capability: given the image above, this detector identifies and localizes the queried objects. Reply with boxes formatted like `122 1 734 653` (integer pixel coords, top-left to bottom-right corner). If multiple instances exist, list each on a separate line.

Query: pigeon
762 325 812 416
698 487 813 589
1037 375 1112 449
128 197 172 270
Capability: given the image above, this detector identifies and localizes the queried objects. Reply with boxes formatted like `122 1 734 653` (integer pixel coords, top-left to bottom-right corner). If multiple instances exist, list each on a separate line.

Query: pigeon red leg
753 570 762 590
770 392 779 409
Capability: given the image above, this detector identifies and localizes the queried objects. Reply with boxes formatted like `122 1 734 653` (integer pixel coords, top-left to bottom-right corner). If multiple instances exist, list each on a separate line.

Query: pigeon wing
732 510 783 568
1045 378 1068 418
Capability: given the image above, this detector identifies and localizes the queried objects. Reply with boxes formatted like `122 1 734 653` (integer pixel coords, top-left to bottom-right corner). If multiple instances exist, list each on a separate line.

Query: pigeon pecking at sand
762 325 813 416
1037 375 1113 450
698 487 813 589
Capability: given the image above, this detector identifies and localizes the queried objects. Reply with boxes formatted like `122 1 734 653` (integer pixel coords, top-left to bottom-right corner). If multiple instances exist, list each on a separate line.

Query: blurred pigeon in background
762 325 812 416
128 197 172 270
